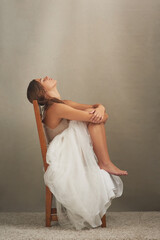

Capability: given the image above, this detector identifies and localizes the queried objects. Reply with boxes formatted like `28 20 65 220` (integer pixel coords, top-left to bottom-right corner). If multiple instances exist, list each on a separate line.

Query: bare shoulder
53 102 72 111
48 102 72 117
47 102 63 115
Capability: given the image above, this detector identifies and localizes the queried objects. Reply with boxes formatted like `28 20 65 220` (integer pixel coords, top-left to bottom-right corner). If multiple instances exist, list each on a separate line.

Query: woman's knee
84 108 108 125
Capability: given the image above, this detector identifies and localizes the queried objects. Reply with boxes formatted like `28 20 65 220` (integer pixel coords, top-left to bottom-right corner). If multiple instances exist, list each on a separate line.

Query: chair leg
45 186 53 227
45 185 106 228
101 213 106 227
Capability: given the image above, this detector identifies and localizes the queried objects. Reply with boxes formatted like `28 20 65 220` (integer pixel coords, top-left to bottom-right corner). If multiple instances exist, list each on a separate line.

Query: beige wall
0 0 159 211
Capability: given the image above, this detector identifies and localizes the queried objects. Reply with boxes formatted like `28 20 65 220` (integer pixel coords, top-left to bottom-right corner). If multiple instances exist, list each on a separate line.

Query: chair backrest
33 100 48 171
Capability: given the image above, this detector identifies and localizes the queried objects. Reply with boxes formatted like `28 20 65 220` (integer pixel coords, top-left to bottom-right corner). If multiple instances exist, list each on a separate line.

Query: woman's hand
89 105 106 123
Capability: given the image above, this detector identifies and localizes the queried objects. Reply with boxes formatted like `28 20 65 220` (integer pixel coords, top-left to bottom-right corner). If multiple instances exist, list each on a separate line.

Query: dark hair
26 79 65 112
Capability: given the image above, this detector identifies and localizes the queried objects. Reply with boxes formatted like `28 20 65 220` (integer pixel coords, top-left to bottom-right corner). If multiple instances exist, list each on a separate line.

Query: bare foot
98 161 128 176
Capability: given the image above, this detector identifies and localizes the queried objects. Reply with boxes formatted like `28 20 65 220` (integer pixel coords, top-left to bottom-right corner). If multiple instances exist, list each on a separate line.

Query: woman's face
35 76 57 91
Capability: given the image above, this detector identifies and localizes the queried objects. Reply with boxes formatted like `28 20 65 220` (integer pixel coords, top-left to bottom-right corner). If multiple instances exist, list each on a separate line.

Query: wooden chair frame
33 99 106 228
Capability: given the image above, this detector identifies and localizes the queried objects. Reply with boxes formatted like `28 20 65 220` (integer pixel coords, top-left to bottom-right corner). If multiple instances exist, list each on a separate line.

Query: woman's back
41 104 70 144
43 118 69 144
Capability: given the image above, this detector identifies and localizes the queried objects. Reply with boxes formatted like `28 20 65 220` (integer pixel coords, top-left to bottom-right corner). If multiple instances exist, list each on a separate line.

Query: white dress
42 117 123 231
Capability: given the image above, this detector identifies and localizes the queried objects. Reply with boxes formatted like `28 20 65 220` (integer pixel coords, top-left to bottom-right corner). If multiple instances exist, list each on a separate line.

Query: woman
27 75 128 230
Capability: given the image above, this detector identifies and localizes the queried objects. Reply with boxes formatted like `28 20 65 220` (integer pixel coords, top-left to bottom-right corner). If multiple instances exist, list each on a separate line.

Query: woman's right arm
51 103 108 123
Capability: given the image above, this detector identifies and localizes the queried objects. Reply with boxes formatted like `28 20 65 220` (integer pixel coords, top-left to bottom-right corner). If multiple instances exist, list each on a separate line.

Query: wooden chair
33 100 57 227
32 99 106 228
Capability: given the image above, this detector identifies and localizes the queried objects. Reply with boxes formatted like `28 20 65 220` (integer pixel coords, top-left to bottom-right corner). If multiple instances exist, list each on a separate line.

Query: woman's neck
47 88 61 100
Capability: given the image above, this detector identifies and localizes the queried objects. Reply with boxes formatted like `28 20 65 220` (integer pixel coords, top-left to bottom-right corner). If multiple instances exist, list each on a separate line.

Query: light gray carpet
0 212 160 240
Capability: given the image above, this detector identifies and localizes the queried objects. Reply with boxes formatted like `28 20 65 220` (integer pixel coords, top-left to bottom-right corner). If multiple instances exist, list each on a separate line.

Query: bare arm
51 103 106 123
63 99 105 111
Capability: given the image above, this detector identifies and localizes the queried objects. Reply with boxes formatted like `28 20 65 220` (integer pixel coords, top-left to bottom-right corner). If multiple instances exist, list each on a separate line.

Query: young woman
27 75 128 230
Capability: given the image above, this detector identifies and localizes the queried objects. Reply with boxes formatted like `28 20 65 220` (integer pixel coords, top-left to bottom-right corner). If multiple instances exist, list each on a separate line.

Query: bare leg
87 122 128 176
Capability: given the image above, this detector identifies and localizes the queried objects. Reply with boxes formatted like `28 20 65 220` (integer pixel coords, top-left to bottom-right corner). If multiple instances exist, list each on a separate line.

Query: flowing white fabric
44 120 123 230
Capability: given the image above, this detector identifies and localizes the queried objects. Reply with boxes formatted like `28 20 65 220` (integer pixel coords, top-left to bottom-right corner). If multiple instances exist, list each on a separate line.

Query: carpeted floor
0 212 160 240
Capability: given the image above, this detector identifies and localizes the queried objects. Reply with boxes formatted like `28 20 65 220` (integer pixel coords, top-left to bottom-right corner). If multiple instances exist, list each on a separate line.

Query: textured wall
0 0 160 211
